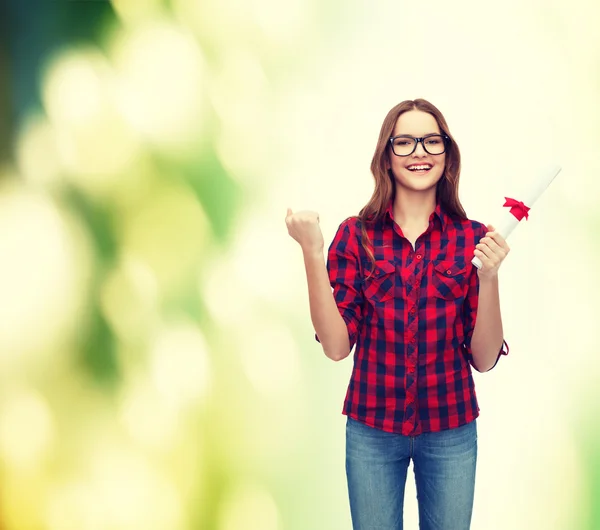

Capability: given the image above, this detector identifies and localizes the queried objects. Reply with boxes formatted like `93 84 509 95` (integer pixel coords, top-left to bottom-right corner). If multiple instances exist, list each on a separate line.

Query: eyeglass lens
391 135 445 156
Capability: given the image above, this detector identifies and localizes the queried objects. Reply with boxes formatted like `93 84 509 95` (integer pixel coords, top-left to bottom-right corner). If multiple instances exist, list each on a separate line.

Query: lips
407 164 433 171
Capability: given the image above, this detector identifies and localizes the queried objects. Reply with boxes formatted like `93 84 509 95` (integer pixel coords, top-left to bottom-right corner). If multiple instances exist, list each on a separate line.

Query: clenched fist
285 208 324 254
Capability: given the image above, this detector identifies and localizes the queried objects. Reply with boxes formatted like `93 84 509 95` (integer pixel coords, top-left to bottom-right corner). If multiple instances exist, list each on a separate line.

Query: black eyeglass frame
388 134 450 157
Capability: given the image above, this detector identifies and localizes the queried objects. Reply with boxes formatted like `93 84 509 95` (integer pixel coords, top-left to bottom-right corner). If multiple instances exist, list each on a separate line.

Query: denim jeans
345 416 477 530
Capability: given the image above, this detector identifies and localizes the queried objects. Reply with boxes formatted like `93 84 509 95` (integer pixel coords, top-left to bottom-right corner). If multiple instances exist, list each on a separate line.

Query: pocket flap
373 260 396 277
362 259 396 277
433 260 467 277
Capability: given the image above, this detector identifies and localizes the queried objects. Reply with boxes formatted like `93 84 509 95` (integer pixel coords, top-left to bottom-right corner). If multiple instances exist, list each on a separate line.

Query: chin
395 175 442 193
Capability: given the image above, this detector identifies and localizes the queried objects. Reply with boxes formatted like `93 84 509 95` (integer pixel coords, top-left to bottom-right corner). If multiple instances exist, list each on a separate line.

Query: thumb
287 207 293 217
486 224 496 232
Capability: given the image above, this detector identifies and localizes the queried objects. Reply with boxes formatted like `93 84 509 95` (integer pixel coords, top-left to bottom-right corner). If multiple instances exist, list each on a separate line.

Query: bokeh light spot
100 254 159 344
150 321 211 409
112 22 206 152
239 322 301 397
0 188 91 366
218 482 280 530
0 388 55 470
16 115 62 188
119 375 180 451
119 182 209 293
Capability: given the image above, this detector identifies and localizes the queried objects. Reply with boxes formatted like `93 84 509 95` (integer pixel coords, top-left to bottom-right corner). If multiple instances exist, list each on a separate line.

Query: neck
392 189 437 227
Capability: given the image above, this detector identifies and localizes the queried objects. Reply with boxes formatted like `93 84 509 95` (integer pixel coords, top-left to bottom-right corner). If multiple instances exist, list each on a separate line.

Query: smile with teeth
407 164 432 172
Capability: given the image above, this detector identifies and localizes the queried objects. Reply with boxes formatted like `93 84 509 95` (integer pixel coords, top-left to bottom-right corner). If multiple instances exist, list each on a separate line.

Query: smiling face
387 109 446 194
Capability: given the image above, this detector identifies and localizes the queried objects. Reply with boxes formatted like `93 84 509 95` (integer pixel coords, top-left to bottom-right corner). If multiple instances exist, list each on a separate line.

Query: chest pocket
362 260 396 304
431 260 468 300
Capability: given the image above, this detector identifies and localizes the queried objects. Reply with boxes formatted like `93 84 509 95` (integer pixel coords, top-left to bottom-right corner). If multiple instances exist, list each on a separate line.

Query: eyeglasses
389 134 449 157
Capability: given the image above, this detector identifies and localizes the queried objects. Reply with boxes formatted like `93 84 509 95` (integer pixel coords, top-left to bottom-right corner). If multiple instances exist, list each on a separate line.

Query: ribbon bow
503 197 530 221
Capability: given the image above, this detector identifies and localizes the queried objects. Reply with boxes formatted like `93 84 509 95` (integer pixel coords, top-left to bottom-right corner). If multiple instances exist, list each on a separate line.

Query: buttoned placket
389 214 436 436
400 238 426 435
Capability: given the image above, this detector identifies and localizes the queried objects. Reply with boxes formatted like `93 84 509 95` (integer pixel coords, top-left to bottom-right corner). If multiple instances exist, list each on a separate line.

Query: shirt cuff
487 339 509 371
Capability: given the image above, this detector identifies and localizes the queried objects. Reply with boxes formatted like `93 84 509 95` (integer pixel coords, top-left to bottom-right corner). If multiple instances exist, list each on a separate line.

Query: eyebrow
391 132 440 138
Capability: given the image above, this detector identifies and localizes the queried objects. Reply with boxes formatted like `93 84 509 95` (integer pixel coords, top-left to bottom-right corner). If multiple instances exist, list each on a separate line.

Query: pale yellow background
0 0 598 528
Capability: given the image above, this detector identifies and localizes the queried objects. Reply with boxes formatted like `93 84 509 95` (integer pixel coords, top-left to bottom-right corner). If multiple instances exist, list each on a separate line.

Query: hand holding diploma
474 225 510 279
472 164 562 270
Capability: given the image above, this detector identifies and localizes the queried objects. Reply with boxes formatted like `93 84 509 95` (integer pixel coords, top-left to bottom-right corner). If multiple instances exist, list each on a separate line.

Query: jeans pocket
346 416 395 441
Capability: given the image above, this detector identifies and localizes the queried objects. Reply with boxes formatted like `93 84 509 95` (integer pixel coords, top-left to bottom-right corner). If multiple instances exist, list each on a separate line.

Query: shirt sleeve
462 227 509 372
315 219 364 351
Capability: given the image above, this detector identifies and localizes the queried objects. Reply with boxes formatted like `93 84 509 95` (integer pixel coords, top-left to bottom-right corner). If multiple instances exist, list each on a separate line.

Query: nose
413 139 427 157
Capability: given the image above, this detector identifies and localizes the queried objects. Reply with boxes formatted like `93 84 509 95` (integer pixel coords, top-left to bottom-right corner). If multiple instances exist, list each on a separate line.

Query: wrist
302 247 324 261
477 273 498 286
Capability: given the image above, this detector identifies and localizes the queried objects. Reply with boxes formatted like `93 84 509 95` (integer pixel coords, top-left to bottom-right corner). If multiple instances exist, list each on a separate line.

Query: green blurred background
0 0 598 528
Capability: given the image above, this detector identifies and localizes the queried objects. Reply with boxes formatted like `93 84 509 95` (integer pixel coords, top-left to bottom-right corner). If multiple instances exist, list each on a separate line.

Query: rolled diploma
472 164 562 269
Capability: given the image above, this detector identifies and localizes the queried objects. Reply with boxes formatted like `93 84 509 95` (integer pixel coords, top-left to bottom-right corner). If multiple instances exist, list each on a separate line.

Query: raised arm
286 209 362 361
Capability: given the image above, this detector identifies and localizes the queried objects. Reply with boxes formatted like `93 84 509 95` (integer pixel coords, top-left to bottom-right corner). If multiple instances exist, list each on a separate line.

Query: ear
383 153 391 172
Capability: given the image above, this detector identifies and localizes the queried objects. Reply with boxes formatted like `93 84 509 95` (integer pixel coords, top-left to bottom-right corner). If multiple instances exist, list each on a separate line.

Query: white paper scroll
472 164 562 269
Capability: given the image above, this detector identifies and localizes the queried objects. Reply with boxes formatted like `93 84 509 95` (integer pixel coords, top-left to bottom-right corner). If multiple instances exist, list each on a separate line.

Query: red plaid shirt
317 201 508 435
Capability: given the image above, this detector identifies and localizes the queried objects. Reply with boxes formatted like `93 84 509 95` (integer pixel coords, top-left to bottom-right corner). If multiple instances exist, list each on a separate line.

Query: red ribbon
503 197 530 221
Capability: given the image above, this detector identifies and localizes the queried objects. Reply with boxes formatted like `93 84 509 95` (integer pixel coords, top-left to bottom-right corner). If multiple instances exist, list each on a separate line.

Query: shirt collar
385 200 448 232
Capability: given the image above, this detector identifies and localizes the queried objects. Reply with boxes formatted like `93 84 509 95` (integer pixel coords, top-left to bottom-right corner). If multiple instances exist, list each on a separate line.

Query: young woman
285 98 510 530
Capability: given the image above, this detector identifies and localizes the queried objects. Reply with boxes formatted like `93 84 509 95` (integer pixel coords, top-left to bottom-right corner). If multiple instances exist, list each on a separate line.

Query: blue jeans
345 417 477 530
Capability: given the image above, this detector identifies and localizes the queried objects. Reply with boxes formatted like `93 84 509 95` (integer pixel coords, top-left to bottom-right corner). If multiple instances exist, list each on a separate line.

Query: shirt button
446 269 452 275
410 337 416 343
416 254 422 260
410 307 416 314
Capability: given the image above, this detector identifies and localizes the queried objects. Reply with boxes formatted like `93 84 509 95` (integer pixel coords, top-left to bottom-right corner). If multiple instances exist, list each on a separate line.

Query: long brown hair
358 99 467 266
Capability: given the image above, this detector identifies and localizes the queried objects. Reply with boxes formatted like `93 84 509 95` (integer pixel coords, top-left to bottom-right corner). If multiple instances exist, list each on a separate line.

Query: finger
287 207 292 217
484 230 509 251
478 236 503 254
485 225 502 240
488 237 509 254
473 248 488 265
473 249 496 270
475 243 497 261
